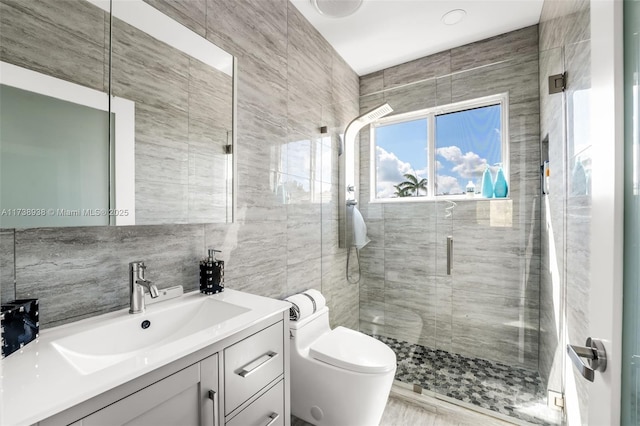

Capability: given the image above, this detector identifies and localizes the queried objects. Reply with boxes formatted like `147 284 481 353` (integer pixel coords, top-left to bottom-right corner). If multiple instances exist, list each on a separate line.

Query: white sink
52 296 250 375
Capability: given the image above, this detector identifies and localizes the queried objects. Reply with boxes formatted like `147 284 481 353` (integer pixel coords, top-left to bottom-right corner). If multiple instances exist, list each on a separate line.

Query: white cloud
436 146 487 179
414 167 428 177
436 146 463 163
375 146 426 198
436 175 463 195
376 146 412 182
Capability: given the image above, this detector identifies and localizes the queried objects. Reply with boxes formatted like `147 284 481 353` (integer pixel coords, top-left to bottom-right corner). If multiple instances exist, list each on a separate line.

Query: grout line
361 57 521 98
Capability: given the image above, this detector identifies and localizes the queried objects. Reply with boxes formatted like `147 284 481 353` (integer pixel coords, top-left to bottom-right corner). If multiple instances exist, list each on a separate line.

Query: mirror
0 0 235 227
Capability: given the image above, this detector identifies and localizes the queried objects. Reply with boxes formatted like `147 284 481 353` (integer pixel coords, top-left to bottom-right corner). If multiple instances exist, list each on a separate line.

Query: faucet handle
129 261 147 279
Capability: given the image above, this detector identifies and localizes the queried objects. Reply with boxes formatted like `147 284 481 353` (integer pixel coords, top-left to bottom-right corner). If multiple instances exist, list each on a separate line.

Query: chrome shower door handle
446 236 453 275
567 337 607 382
262 413 280 426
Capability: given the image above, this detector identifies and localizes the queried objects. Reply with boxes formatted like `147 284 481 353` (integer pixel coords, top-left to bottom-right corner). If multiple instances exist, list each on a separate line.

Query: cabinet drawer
226 380 284 426
224 321 284 414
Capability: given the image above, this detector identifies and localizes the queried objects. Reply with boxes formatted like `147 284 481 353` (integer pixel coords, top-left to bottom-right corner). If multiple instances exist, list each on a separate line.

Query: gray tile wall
358 26 541 369
110 8 233 224
0 230 15 304
0 0 359 329
538 0 591 419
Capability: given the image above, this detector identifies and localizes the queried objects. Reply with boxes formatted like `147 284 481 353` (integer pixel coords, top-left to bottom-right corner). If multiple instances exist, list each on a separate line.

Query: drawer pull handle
263 412 280 426
208 390 219 426
238 351 278 377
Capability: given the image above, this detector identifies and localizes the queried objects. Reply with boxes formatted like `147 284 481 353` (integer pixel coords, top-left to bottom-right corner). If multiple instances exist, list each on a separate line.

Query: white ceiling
290 0 544 76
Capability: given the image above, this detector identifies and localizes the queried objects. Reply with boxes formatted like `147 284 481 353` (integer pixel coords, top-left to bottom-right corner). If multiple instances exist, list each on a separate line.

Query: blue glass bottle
493 164 508 198
571 157 587 195
481 166 494 198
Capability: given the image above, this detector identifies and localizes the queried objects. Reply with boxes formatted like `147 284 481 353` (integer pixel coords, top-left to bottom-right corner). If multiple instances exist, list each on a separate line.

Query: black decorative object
1 299 39 358
200 249 224 294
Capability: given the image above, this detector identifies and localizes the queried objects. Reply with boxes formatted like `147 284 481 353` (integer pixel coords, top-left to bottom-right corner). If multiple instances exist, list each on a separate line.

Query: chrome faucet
129 261 159 314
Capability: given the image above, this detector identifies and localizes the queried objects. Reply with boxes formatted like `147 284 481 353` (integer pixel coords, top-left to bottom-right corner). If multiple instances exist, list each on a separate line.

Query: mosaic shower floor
372 335 561 426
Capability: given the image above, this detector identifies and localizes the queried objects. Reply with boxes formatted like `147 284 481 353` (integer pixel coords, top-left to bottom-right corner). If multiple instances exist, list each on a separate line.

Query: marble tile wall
0 230 15 304
0 0 359 329
109 9 233 224
0 0 107 92
358 26 541 369
538 0 591 421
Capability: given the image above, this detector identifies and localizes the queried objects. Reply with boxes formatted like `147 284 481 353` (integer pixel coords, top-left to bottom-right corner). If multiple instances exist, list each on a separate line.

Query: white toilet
289 306 397 426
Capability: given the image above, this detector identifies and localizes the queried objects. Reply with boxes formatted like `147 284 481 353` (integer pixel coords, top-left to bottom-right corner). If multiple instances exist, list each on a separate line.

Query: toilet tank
289 307 331 349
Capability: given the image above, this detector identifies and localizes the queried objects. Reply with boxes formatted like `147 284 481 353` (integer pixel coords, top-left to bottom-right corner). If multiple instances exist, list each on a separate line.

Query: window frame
370 92 510 202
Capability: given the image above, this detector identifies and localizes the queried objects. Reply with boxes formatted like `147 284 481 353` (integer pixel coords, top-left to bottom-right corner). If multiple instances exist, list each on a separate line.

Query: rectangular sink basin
52 296 249 375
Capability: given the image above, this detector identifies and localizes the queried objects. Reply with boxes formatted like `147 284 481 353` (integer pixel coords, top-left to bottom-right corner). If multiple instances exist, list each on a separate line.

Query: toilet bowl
289 306 397 426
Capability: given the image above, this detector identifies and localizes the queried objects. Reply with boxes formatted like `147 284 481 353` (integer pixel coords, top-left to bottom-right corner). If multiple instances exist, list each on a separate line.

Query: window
371 93 508 200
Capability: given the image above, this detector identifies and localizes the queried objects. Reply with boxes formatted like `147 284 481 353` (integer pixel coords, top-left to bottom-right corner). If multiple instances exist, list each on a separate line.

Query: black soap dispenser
200 249 224 294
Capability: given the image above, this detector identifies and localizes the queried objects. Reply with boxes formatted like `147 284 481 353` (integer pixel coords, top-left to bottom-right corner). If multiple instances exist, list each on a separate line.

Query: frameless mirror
0 0 235 227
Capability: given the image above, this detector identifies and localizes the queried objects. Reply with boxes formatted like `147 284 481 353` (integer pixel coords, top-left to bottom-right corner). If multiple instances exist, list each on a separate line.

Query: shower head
359 103 394 122
340 103 393 156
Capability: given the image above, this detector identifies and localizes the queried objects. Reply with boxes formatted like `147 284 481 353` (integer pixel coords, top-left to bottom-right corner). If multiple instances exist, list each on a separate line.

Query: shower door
432 191 546 423
429 64 552 424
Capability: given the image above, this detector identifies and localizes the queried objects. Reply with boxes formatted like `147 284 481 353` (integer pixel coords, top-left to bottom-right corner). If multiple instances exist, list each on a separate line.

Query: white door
583 1 624 424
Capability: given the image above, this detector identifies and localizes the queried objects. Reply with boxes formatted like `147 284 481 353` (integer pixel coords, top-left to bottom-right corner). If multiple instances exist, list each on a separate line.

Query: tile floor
292 389 516 426
373 335 561 426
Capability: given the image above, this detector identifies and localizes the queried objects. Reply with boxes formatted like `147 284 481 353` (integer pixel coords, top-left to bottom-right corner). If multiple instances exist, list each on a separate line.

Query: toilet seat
309 326 396 374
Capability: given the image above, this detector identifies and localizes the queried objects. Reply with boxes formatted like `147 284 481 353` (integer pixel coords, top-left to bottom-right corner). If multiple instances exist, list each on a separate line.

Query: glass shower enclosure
356 51 560 424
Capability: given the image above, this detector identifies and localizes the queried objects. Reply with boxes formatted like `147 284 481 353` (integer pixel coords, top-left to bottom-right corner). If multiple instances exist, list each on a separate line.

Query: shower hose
346 245 361 284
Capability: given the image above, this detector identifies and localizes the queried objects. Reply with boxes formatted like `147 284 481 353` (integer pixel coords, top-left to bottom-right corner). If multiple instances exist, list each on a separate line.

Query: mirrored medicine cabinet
0 0 236 227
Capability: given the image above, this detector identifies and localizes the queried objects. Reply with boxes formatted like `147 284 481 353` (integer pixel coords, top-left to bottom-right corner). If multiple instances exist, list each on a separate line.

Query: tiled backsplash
0 229 15 304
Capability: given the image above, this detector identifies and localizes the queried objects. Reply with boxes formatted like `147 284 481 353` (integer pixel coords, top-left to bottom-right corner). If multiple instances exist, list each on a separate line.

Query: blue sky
375 105 501 197
376 118 428 197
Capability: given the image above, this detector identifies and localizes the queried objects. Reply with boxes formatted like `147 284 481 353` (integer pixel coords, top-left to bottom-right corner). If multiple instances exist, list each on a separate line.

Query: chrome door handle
446 236 453 275
263 413 280 426
567 337 607 382
237 351 278 377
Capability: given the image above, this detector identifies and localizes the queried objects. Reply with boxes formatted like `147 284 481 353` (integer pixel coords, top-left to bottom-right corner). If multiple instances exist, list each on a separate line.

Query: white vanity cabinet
71 355 218 426
37 314 289 426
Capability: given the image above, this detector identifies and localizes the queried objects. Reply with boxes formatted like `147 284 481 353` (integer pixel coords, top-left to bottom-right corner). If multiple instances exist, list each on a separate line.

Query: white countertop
0 289 289 426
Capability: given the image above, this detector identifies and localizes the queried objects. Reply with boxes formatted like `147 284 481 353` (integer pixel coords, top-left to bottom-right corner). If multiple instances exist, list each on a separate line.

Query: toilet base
291 350 396 426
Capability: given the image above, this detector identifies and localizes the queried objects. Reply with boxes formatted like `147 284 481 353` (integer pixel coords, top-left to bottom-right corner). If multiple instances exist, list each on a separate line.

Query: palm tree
393 184 411 197
396 172 427 197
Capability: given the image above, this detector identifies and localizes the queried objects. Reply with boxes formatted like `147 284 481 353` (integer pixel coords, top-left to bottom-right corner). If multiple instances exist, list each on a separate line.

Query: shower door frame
585 0 624 424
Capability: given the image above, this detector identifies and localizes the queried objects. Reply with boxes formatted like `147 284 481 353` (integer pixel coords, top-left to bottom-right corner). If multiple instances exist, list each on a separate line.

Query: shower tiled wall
358 26 541 370
0 0 358 329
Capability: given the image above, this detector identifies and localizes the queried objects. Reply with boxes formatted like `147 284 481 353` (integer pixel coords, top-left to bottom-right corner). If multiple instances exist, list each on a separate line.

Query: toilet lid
309 327 396 374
